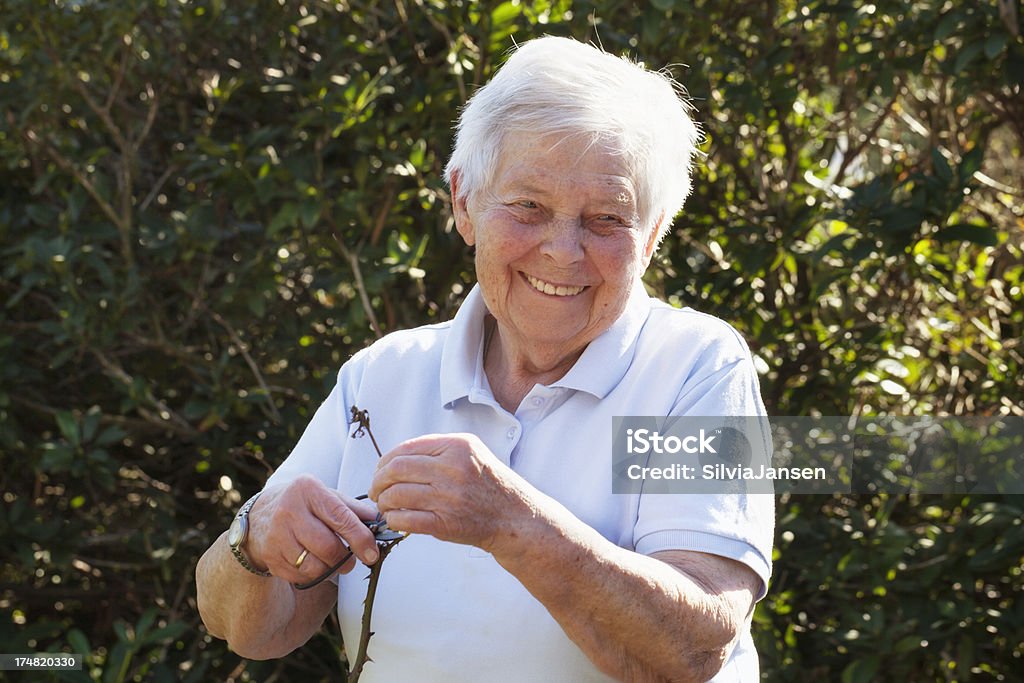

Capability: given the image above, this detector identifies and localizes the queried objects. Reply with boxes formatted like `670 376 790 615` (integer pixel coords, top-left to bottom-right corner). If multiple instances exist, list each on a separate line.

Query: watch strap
231 544 273 577
230 492 272 577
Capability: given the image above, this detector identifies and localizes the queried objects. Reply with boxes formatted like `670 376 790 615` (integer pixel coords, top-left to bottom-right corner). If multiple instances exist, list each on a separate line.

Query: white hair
444 36 702 242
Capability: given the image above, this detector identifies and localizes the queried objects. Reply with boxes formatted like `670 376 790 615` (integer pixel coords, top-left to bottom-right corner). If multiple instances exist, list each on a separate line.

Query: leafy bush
1 1 1020 680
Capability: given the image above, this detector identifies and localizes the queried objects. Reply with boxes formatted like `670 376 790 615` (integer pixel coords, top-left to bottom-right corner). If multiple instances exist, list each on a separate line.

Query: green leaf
933 224 998 246
26 204 56 226
984 34 1008 60
934 12 960 41
55 411 79 446
893 635 922 653
49 346 77 371
300 199 321 228
958 146 984 182
247 292 266 317
812 268 852 299
954 42 983 73
30 169 56 195
113 620 131 643
95 425 127 447
136 608 157 639
102 641 132 683
267 202 299 237
841 656 880 683
67 185 87 222
491 1 522 26
931 148 953 184
67 628 90 655
81 410 100 443
6 272 46 308
141 621 188 646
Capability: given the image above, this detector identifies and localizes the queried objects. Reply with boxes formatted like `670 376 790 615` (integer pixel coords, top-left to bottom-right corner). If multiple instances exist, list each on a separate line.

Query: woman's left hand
367 433 535 554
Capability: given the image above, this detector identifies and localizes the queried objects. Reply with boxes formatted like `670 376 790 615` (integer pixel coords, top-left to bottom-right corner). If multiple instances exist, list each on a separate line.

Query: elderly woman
197 36 773 682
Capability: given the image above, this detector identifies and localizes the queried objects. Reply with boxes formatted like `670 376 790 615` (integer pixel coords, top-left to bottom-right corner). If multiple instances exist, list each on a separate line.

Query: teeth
527 275 584 297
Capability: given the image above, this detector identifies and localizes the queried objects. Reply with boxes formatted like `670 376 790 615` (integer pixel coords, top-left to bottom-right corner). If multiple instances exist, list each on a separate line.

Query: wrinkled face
453 131 659 362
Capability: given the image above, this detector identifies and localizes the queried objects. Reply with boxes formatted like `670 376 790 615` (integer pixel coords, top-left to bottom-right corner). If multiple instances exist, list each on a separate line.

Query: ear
641 212 665 267
449 170 476 247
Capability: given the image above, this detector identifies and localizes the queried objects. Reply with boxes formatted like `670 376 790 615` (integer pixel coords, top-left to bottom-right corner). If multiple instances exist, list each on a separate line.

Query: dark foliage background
1 0 1021 681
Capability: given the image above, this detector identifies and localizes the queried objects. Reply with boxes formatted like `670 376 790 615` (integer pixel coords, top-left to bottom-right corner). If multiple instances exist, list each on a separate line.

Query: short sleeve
634 356 775 600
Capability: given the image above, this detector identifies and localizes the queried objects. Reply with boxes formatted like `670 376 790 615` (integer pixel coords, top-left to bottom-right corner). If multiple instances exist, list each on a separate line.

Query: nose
538 218 585 266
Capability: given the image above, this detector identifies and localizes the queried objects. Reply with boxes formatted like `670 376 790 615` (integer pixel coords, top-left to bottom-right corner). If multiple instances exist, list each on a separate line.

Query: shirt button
531 397 544 407
506 427 517 440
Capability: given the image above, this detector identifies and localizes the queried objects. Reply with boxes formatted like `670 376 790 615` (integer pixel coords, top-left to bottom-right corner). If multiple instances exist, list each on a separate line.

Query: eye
588 213 635 235
516 200 538 209
594 213 629 226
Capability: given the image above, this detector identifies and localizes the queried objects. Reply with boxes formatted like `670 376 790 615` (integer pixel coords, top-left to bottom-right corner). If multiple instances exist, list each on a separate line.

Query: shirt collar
439 285 489 408
439 281 653 407
550 281 652 399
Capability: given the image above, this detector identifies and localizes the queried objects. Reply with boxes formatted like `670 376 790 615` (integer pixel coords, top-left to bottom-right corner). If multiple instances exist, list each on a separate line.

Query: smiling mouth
525 274 586 297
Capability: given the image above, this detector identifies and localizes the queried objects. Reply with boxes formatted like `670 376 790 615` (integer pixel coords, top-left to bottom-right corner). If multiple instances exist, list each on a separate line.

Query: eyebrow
501 177 636 203
502 180 549 196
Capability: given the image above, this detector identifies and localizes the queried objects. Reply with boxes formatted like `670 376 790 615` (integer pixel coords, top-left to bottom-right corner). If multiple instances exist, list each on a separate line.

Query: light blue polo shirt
268 282 774 681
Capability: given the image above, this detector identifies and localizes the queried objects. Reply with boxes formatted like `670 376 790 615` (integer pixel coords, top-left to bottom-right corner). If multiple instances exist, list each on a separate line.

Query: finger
333 490 379 521
293 518 361 575
245 477 378 578
368 455 442 500
278 542 358 585
307 490 379 565
375 481 438 513
378 434 460 467
270 542 333 584
382 509 441 537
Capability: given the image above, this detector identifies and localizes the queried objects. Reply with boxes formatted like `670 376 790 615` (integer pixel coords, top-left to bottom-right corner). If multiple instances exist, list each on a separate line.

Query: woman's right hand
244 474 380 584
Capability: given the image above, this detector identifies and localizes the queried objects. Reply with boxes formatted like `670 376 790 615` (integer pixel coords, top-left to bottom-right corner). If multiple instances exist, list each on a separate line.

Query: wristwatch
228 492 272 577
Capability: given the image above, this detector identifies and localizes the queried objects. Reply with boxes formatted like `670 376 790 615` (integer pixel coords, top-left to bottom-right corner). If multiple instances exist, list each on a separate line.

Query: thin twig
347 538 403 683
91 349 197 436
833 81 902 186
209 310 283 424
136 84 158 150
104 45 131 112
21 128 127 233
37 23 147 268
332 234 384 339
68 64 129 152
343 406 405 682
369 183 395 247
10 395 186 438
349 250 383 339
349 407 383 457
414 0 468 103
392 0 427 64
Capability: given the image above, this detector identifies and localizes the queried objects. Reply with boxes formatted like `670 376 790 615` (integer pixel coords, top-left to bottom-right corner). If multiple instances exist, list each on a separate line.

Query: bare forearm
195 532 334 659
369 433 755 679
492 500 738 682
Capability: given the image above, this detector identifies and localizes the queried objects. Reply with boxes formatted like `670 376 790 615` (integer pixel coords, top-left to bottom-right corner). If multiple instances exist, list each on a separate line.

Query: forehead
491 131 636 204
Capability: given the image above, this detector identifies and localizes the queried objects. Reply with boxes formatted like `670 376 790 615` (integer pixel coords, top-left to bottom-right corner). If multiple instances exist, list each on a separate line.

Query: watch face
227 517 245 547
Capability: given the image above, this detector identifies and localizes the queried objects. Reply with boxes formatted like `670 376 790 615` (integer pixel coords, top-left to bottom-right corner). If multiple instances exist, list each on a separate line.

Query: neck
483 318 584 413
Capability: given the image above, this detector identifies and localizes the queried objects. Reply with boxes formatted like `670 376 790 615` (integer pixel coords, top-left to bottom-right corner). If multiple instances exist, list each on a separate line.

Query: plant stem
347 537 403 683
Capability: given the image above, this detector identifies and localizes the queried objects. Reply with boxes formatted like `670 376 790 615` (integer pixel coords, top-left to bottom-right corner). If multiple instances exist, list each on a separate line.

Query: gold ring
294 548 310 569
